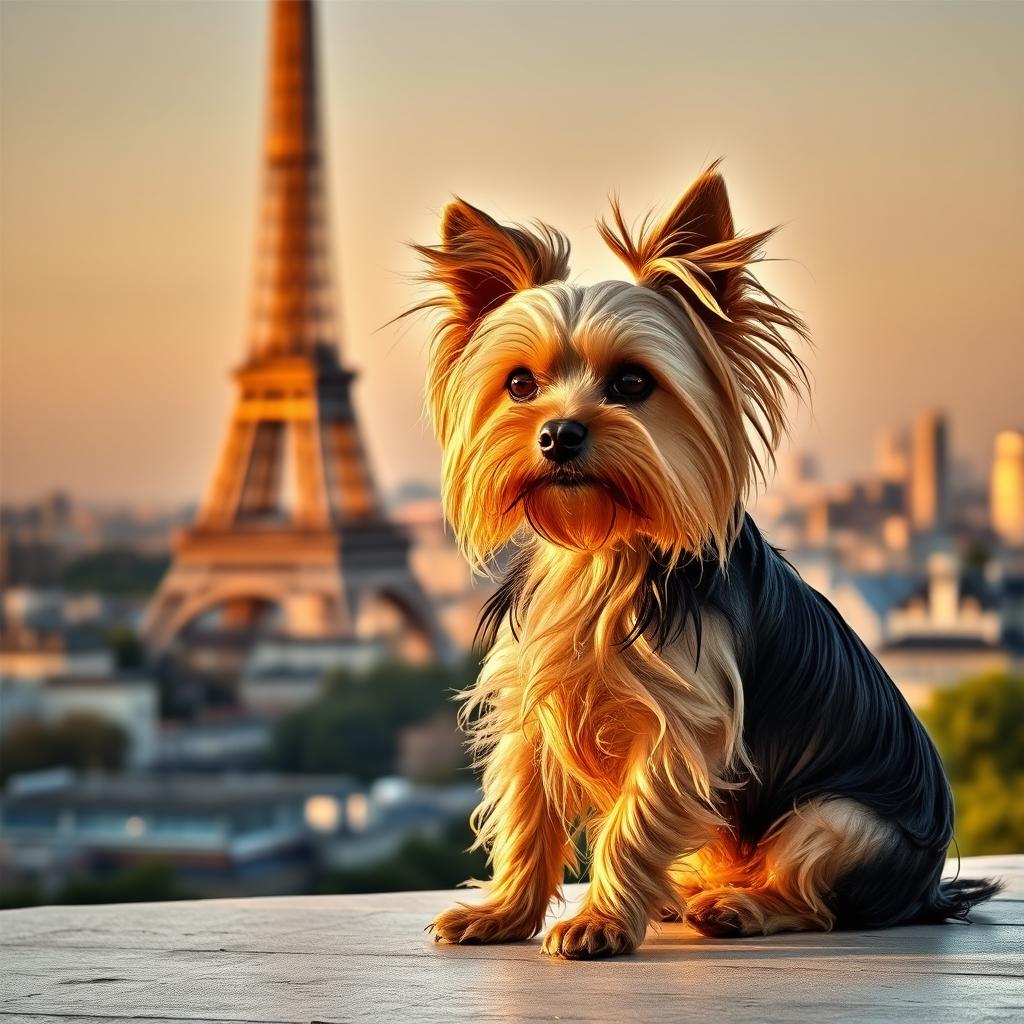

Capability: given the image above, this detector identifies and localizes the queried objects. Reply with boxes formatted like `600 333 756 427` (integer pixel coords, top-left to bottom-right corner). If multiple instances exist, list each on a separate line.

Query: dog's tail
913 877 1004 924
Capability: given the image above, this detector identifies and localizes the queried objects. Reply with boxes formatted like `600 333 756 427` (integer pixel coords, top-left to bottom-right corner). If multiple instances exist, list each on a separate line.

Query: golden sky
2 0 1022 504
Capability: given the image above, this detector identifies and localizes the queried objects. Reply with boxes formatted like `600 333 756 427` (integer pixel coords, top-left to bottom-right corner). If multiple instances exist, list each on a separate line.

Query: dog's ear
414 198 570 339
599 162 770 321
600 163 809 481
411 200 570 443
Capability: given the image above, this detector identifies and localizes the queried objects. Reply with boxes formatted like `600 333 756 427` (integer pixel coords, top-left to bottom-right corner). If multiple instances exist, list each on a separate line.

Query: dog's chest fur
478 544 745 818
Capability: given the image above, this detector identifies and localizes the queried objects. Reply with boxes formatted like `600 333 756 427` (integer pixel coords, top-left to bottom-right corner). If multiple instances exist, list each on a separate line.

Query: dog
411 164 1000 959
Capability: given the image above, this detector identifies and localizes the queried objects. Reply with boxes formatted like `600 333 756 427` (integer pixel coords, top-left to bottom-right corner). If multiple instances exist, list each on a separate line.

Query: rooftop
1 854 1020 1022
1 772 358 811
882 635 1008 652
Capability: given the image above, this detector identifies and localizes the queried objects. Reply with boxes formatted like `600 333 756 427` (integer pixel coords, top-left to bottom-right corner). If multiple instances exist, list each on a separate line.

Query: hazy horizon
2 0 1022 504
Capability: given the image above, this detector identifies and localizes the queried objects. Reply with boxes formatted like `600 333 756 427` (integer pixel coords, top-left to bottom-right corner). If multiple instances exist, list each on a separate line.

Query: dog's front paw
542 911 639 960
430 902 539 945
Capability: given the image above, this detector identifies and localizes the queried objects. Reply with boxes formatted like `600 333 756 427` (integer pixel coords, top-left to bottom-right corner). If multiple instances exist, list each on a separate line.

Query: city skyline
2 2 1021 964
1 406 1011 515
2 0 1023 503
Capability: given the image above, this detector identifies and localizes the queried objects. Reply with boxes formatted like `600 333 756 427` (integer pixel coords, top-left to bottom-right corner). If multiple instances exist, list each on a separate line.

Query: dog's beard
508 471 649 552
445 366 740 565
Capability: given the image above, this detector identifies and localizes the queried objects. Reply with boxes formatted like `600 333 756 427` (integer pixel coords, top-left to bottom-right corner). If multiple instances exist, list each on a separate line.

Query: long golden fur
411 165 992 959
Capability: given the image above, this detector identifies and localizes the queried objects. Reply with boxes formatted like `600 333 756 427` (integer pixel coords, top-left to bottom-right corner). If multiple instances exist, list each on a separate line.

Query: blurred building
0 494 187 590
239 636 387 715
804 478 908 556
789 549 1020 709
396 710 465 781
1 675 159 769
759 410 1021 562
755 411 1024 707
0 772 478 899
0 626 114 682
393 491 495 653
0 493 75 588
880 553 1012 706
0 588 116 680
875 427 910 484
0 585 162 770
0 772 357 898
997 561 1024 651
154 717 273 771
991 429 1024 546
320 778 478 871
909 410 949 533
785 553 917 650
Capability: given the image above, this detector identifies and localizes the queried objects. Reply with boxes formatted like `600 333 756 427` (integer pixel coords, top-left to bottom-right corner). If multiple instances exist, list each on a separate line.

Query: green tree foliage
960 538 991 573
922 672 1024 856
61 547 168 596
58 861 193 905
0 713 128 784
106 626 145 670
0 862 193 910
271 659 477 781
0 882 44 911
315 817 488 894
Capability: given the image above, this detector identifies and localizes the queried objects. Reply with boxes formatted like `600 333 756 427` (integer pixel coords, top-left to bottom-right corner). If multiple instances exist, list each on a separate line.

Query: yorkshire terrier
412 164 999 959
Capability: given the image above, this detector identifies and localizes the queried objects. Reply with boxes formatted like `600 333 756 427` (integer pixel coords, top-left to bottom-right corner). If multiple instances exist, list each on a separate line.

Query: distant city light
304 795 341 833
346 793 369 832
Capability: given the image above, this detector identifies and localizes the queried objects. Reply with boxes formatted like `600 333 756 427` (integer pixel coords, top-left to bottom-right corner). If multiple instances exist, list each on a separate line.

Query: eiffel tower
144 0 448 663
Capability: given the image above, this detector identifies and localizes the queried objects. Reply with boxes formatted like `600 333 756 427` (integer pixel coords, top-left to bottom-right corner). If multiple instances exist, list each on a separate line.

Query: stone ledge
0 855 1020 1023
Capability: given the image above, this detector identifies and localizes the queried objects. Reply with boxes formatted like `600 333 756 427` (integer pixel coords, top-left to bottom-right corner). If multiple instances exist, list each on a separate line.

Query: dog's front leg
431 730 570 945
543 757 710 959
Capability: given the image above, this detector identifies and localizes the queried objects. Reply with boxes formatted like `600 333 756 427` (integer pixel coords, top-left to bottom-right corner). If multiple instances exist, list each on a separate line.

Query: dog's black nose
539 419 588 463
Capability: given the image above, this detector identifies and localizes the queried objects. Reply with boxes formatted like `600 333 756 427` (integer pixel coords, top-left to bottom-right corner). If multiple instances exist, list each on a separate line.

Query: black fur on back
478 515 1002 927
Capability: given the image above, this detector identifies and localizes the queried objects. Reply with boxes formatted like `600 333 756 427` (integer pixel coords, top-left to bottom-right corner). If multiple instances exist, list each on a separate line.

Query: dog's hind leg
685 799 894 937
658 834 754 921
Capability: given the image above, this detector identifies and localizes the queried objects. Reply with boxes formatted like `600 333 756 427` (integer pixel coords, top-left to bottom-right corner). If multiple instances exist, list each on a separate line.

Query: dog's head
414 165 807 568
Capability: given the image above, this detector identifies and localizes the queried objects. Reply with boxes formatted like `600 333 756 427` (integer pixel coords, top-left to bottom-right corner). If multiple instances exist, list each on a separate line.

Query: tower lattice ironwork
144 0 448 661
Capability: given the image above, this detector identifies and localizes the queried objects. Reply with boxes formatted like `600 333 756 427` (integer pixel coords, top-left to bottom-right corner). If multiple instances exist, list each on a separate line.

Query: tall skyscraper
144 1 449 662
991 429 1024 545
875 428 909 483
909 410 949 533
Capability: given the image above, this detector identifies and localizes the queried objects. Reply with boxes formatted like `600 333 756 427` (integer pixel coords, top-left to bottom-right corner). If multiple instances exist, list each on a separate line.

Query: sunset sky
2 0 1022 504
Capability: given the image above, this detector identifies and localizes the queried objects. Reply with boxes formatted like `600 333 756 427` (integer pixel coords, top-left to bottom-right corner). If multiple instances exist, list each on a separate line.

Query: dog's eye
506 368 539 402
608 367 654 403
